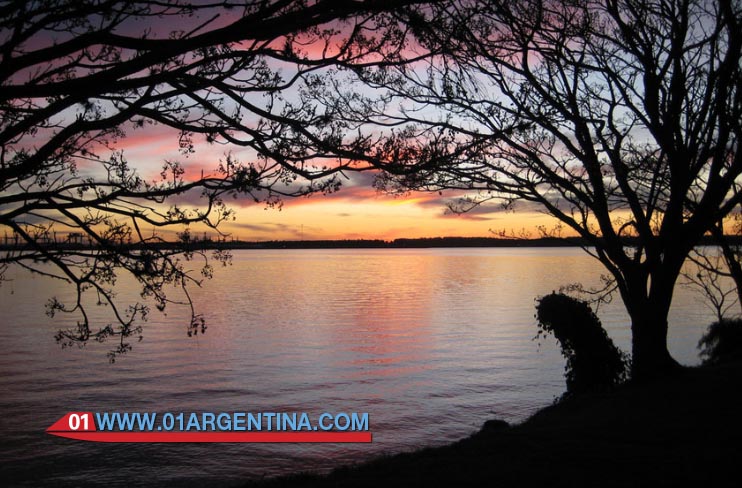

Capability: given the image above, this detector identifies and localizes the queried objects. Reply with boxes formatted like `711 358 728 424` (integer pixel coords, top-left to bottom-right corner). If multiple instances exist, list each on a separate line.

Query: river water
0 248 716 486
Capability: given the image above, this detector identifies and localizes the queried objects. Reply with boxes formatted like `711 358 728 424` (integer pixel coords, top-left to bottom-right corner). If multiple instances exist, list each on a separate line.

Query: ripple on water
0 248 710 486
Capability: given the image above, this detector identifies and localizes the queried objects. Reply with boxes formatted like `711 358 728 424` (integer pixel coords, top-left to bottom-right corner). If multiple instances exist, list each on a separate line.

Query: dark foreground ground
248 361 741 487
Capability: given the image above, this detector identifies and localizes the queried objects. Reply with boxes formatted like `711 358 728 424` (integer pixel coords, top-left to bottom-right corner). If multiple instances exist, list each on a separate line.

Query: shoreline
2 234 739 252
0 236 590 251
247 361 741 487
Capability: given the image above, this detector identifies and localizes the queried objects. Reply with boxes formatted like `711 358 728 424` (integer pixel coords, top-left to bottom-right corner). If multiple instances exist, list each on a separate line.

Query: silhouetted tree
698 318 742 365
536 293 630 393
314 0 742 378
0 0 426 359
683 213 742 321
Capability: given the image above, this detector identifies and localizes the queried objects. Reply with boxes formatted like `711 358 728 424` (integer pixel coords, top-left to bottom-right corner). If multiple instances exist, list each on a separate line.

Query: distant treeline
3 235 741 251
227 236 585 249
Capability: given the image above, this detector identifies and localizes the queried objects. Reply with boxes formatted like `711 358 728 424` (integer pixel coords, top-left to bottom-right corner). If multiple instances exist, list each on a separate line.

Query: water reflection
0 248 714 486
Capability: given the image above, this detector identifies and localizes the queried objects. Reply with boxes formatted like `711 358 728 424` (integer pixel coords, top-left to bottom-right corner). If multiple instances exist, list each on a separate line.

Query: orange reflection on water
328 253 435 380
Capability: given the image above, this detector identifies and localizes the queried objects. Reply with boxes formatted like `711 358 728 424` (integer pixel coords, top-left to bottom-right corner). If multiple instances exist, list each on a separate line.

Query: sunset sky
0 1 585 245
5 5 578 244
58 10 567 243
223 189 556 241
120 124 559 242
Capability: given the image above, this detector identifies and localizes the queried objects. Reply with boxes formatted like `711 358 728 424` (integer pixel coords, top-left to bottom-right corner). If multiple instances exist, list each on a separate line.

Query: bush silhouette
698 318 742 365
536 293 630 394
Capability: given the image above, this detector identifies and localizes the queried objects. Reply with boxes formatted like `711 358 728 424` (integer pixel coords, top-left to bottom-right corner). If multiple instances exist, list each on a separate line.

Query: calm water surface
0 248 715 486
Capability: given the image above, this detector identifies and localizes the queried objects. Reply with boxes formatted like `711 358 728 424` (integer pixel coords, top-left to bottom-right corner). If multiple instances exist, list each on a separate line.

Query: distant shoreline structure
1 235 738 251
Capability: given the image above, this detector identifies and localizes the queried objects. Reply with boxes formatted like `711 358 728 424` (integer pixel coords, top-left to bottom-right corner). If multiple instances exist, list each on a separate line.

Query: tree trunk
626 272 683 380
630 310 681 380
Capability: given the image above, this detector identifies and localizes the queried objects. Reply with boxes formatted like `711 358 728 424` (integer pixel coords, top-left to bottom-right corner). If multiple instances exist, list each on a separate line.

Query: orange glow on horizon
217 195 572 242
70 110 575 243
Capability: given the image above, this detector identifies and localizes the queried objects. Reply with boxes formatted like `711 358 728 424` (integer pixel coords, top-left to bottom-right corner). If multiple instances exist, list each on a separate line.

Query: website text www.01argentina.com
46 411 372 443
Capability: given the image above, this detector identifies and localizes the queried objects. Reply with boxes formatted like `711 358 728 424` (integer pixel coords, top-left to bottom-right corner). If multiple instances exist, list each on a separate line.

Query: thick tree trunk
626 273 683 380
630 310 681 380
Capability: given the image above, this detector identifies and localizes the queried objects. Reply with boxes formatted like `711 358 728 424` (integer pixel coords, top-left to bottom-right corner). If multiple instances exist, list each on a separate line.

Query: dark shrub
698 318 742 365
536 293 630 394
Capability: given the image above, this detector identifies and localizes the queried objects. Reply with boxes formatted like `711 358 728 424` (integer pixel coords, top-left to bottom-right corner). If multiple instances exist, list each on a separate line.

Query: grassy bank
248 361 740 487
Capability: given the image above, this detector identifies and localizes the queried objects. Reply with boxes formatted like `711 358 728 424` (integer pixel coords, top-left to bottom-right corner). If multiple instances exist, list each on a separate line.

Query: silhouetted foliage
682 247 740 323
684 214 742 322
698 318 742 365
536 293 630 394
0 0 425 359
311 0 742 378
